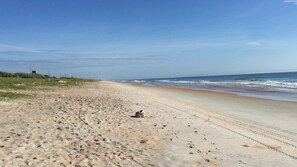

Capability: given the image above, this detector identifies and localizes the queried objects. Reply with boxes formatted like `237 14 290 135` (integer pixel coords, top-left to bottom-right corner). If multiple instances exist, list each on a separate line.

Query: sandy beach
0 81 296 167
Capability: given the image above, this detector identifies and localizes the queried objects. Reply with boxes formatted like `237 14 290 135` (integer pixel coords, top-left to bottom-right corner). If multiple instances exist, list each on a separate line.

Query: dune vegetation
0 71 94 100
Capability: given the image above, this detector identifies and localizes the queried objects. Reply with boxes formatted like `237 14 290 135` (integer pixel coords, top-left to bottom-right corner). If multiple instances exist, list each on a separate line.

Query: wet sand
0 81 296 166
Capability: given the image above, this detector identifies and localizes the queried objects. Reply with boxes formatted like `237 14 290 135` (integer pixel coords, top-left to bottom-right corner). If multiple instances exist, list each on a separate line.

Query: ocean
126 72 297 102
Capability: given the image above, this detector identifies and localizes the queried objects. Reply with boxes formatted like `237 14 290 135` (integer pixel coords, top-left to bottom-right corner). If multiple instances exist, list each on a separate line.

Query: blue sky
1 0 297 80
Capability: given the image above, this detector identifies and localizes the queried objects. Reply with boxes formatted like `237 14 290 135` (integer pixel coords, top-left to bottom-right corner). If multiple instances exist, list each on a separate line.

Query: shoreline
1 81 296 166
117 82 297 165
124 82 297 104
126 71 297 102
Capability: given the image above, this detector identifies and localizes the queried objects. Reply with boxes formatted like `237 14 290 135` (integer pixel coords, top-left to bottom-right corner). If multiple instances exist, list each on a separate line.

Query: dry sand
0 81 296 167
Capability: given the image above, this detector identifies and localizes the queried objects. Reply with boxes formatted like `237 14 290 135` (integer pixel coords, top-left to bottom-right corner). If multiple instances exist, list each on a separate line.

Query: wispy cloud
283 0 297 5
0 44 38 53
0 44 81 59
0 40 231 59
0 42 175 73
247 41 262 47
0 55 170 72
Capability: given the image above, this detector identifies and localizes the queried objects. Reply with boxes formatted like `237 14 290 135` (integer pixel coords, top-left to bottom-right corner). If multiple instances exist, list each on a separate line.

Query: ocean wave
155 80 198 84
200 80 297 89
248 80 297 89
132 80 146 83
154 79 297 90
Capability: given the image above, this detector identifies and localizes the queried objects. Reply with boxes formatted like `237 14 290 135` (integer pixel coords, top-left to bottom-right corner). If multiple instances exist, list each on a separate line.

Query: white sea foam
132 80 146 83
128 72 297 101
156 80 198 84
213 80 296 89
247 80 297 89
154 79 297 90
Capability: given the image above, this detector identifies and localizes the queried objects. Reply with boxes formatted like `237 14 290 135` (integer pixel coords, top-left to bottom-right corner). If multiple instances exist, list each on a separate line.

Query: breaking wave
152 79 297 90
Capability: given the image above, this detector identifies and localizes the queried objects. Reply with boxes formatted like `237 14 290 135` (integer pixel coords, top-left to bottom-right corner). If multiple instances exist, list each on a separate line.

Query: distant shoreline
122 82 297 103
123 71 297 102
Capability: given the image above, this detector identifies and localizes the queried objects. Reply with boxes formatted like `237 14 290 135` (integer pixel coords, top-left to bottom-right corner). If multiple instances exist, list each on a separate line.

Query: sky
1 0 297 80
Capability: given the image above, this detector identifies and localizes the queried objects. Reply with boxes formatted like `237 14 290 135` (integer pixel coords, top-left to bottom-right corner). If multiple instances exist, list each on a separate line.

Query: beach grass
0 92 33 100
0 77 95 100
0 77 93 90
